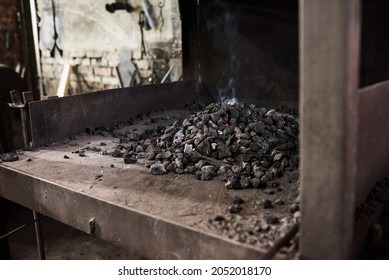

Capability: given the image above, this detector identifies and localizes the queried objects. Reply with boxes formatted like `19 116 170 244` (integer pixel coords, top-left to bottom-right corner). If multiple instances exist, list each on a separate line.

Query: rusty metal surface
356 81 389 206
28 81 195 147
0 135 267 259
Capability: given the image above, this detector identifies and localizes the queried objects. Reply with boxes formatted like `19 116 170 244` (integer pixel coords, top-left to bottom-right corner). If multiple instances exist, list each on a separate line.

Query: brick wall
37 0 182 97
40 48 122 95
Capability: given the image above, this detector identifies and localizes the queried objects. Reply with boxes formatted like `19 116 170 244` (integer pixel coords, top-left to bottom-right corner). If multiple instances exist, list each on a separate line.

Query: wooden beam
299 0 361 259
57 64 71 97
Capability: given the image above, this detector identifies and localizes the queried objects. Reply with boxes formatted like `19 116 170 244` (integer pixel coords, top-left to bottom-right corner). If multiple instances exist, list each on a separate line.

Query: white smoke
213 5 239 105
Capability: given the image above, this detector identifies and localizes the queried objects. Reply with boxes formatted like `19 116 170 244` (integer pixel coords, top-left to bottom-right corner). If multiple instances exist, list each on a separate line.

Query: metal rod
161 64 175 83
0 215 45 240
32 211 46 260
29 0 44 98
20 108 30 148
260 222 299 260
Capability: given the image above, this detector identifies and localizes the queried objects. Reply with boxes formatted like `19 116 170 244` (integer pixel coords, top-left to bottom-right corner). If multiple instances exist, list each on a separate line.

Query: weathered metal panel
356 81 389 206
28 81 195 147
0 165 263 259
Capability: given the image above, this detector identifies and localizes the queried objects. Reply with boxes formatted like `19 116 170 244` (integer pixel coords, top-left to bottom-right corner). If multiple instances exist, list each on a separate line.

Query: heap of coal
110 102 299 189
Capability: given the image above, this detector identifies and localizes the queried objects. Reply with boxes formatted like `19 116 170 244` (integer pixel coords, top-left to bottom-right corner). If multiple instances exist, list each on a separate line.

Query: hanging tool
138 11 150 59
50 0 63 57
157 0 166 32
105 1 134 13
141 0 157 29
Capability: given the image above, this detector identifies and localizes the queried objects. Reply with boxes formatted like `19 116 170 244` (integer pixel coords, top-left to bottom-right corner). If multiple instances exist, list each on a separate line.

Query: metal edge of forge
0 165 264 259
29 81 196 147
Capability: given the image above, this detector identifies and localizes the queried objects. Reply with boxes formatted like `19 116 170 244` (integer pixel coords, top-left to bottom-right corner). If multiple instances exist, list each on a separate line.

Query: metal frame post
299 0 361 259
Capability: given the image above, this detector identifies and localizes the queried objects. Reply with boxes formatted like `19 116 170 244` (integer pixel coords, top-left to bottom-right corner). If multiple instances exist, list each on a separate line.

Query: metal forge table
0 81 278 259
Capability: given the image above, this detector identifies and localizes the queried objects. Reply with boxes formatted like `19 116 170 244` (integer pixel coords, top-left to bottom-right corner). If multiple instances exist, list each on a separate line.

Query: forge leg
32 211 46 260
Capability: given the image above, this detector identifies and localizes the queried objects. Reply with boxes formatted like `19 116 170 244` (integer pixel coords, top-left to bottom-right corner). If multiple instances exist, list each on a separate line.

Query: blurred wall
0 0 22 68
36 0 182 96
198 0 299 108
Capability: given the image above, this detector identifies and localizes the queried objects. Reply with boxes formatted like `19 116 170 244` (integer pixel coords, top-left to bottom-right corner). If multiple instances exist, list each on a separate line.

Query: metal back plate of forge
28 81 195 146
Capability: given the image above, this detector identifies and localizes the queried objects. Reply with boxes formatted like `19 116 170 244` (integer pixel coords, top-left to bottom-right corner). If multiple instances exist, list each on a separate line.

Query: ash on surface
0 153 19 162
82 103 300 256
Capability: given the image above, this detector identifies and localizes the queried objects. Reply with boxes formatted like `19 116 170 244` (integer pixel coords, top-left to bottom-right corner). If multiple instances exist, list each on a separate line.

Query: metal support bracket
89 217 96 236
8 90 33 148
